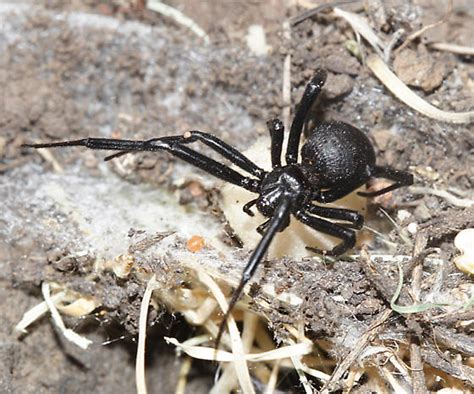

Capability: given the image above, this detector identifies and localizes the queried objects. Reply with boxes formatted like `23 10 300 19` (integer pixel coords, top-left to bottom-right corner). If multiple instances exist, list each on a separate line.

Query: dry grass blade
36 148 63 173
195 269 255 394
136 275 159 394
367 54 474 124
16 290 67 333
429 42 474 55
264 359 281 394
41 282 92 349
175 357 192 394
333 8 385 56
147 0 210 44
290 352 314 394
165 337 312 362
411 186 474 208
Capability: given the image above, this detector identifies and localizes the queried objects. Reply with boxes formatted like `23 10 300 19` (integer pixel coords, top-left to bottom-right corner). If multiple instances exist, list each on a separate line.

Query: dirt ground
1 1 473 393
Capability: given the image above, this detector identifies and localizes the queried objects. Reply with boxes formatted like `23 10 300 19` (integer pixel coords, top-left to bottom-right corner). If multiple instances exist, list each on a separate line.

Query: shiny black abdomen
301 121 376 188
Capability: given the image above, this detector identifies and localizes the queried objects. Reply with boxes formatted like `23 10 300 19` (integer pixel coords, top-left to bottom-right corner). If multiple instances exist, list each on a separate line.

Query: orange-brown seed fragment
187 235 205 253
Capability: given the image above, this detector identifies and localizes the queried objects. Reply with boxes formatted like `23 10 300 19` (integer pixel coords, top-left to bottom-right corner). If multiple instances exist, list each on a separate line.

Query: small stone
323 73 354 99
393 48 447 92
407 222 418 235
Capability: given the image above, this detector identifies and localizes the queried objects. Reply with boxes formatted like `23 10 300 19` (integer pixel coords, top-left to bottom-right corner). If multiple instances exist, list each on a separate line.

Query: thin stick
410 237 428 394
289 0 360 26
36 148 64 173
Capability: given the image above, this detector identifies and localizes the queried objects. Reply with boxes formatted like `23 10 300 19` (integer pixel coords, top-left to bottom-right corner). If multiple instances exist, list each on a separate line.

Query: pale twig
212 312 258 393
321 308 393 393
367 54 474 124
146 0 210 45
299 364 331 383
362 225 399 249
378 207 412 247
290 0 360 26
383 28 405 62
379 365 410 393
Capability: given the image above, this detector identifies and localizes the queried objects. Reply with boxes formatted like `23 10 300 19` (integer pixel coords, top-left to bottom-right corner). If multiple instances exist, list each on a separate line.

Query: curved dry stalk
367 54 474 124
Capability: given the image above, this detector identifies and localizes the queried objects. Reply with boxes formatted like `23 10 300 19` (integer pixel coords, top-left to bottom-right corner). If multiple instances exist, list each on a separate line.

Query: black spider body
257 165 311 219
301 121 376 191
24 69 413 348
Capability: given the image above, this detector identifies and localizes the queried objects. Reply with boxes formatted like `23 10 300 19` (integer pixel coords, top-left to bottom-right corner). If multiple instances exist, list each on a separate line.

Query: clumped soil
1 1 473 393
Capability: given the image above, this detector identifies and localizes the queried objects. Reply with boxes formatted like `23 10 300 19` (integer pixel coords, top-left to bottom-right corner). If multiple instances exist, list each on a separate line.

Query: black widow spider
24 69 413 348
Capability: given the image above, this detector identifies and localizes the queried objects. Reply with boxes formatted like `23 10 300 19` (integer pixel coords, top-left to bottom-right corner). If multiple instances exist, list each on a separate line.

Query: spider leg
295 210 356 256
305 204 364 229
214 198 292 350
24 137 261 193
242 198 258 216
266 119 285 168
358 165 414 197
312 178 366 203
285 69 327 165
158 131 265 178
256 218 271 235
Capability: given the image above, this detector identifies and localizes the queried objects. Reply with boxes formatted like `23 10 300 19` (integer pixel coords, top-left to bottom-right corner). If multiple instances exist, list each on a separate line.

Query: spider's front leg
23 136 263 193
214 198 292 349
285 69 327 165
158 131 265 178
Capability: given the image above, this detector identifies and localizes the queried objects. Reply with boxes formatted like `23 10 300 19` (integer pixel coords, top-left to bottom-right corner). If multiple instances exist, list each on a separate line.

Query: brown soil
1 1 473 393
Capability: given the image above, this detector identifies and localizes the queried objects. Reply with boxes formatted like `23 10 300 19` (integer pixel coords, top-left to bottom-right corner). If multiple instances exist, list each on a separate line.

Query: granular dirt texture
1 1 473 393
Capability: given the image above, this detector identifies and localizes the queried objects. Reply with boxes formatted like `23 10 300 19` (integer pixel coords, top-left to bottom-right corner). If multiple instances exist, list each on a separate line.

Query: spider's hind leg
295 210 356 256
358 165 414 198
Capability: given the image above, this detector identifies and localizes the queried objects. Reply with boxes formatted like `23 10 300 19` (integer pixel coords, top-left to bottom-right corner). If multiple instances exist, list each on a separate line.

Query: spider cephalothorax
24 68 413 348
